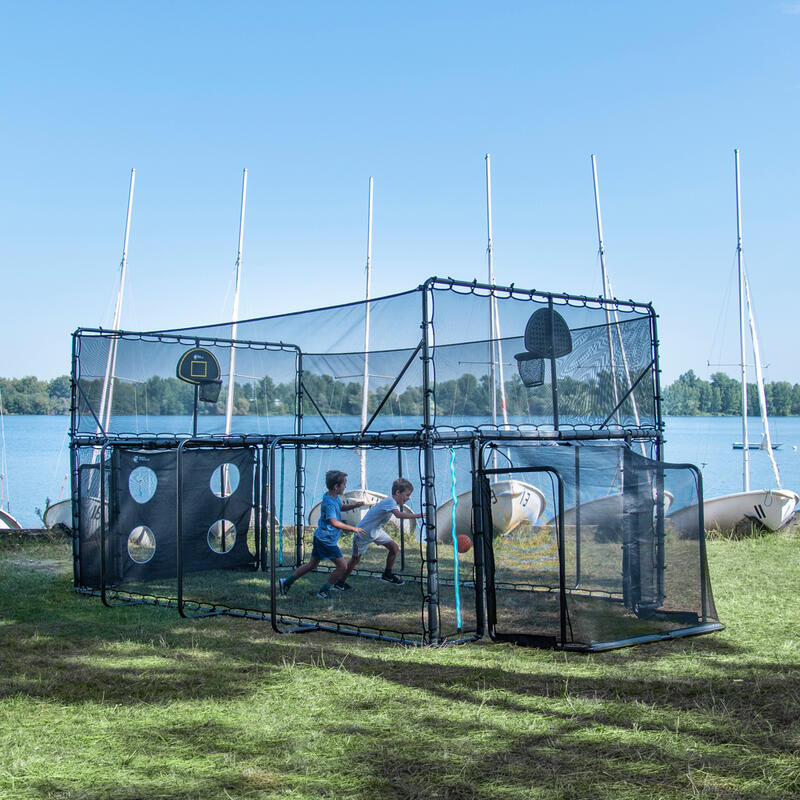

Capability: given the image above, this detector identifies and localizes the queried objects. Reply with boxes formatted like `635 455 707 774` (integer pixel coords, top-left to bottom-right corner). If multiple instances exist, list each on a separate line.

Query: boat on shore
43 498 72 531
0 508 22 530
435 479 545 543
669 488 798 533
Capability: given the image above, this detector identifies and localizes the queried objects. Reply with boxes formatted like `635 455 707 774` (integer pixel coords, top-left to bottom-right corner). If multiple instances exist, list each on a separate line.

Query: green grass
1 527 799 799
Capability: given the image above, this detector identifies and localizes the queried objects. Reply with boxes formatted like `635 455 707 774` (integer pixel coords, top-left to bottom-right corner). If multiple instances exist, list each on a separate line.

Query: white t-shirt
357 495 399 536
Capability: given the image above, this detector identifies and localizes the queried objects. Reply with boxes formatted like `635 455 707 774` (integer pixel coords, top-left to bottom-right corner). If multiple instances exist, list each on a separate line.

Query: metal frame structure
67 277 722 650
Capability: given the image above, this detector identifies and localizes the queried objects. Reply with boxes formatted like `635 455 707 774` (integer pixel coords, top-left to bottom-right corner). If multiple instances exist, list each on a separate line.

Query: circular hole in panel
208 519 236 554
128 525 156 563
210 463 240 498
129 466 157 504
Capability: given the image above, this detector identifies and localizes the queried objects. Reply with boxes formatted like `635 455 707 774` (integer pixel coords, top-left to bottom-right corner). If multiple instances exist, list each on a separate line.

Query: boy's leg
382 539 400 573
318 556 348 598
329 556 348 586
280 556 319 595
378 539 404 584
340 540 363 584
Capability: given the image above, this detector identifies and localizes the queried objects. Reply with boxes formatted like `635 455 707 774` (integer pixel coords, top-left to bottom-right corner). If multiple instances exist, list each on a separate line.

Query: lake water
2 414 799 528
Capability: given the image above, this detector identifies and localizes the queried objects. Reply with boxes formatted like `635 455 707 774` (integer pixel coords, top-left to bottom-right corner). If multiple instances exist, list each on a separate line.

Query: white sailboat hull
435 479 545 543
0 509 22 530
43 499 72 531
308 488 417 536
550 490 672 525
669 489 798 533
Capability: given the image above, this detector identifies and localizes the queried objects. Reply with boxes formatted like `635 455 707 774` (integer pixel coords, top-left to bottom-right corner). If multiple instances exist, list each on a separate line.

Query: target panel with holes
69 277 722 648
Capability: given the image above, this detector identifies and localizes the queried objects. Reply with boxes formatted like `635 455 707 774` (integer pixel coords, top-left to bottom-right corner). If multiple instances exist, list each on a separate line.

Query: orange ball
456 534 472 554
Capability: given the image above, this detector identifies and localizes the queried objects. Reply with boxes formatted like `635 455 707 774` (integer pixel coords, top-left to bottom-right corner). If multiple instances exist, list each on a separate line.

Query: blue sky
1 1 799 385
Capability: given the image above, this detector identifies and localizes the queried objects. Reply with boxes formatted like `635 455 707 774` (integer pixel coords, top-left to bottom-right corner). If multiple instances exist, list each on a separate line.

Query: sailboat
307 178 418 536
434 155 546 544
671 150 797 533
732 434 781 450
43 499 72 531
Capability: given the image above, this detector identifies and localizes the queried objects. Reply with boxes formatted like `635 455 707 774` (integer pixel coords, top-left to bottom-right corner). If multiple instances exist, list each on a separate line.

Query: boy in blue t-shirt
279 470 366 599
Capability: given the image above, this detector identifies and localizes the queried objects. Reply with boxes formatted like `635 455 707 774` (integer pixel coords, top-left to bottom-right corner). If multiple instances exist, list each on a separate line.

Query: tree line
661 370 800 416
2 370 799 417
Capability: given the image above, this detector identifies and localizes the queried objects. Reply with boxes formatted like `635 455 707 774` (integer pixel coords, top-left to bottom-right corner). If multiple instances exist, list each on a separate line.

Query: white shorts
353 528 393 556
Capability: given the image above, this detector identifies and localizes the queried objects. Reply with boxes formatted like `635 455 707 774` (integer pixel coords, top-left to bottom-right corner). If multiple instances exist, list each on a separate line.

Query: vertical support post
253 446 261 568
421 281 440 644
397 446 405 572
269 441 279 630
654 462 666 606
548 298 560 430
574 445 581 589
694 467 709 622
650 305 664 461
295 351 305 566
260 444 269 573
470 437 486 638
99 444 110 606
556 470 567 647
70 333 81 581
177 440 186 616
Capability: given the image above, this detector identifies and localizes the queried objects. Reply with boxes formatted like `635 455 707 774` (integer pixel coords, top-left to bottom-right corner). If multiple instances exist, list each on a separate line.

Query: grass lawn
0 526 798 799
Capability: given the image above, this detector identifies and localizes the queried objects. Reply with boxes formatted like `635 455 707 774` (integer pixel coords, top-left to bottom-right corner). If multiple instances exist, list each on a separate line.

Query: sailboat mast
734 149 749 491
590 155 644 450
225 167 247 436
97 167 135 435
486 154 498 427
485 154 509 429
360 177 373 489
591 155 621 418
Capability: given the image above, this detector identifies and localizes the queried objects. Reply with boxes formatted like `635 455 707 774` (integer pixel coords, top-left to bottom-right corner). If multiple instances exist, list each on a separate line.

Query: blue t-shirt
314 493 342 546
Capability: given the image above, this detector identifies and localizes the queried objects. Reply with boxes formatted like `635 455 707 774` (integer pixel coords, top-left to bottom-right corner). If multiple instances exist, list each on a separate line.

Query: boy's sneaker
380 572 404 585
332 581 354 592
317 586 332 599
279 578 290 596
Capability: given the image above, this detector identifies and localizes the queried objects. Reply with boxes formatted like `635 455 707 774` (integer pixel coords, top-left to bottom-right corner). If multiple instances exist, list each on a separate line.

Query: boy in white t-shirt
335 477 423 589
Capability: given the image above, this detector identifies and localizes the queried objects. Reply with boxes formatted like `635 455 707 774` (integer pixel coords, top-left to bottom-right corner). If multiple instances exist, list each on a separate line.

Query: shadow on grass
3 543 799 799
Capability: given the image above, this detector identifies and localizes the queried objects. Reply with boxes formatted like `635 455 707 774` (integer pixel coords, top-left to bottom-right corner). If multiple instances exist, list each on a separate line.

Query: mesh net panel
69 279 703 647
73 331 299 438
483 442 718 649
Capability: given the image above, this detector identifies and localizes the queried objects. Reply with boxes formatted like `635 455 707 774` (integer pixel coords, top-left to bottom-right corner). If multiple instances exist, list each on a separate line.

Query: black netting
481 442 719 649
73 330 299 438
68 278 719 650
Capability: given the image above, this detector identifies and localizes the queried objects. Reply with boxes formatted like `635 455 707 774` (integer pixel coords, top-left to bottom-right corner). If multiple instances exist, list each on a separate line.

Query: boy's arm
328 517 366 534
340 500 365 512
391 508 424 520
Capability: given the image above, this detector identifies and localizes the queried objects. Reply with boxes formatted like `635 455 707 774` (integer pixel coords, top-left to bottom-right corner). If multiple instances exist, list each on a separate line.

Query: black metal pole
295 352 305 566
177 439 186 617
421 281 440 644
398 446 405 572
574 445 581 589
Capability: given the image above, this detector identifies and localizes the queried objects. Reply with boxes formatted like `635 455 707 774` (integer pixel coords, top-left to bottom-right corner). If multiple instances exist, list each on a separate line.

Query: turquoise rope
278 448 285 566
449 447 462 629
